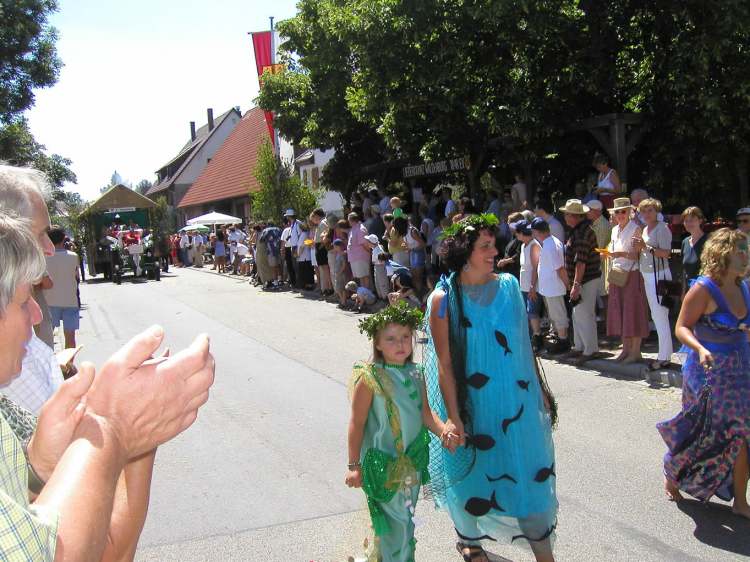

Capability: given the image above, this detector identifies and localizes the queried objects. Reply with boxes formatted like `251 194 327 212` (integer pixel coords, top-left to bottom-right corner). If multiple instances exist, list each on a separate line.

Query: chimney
235 105 241 114
207 108 214 131
189 121 196 141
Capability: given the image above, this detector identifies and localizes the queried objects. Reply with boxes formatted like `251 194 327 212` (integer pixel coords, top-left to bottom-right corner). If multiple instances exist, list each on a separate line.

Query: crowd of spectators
168 154 748 375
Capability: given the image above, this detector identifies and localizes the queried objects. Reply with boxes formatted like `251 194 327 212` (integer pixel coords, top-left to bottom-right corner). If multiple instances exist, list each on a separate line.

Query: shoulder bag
651 251 681 308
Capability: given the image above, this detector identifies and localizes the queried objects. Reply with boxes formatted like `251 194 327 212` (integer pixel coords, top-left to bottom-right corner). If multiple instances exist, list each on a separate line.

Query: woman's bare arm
675 283 711 353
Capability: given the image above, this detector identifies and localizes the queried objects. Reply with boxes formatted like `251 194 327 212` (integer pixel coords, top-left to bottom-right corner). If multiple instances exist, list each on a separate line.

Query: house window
311 167 320 189
302 169 309 187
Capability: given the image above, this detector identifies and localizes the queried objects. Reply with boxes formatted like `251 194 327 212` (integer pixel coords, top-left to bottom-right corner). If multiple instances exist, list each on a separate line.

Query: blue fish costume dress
423 273 558 548
351 362 431 562
657 276 750 502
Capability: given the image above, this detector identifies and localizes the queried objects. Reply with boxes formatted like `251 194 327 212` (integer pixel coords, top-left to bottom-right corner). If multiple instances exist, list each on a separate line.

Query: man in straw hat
560 199 602 364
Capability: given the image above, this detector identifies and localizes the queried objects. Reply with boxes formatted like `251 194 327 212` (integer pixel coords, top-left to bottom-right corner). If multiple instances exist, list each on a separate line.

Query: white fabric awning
186 211 242 226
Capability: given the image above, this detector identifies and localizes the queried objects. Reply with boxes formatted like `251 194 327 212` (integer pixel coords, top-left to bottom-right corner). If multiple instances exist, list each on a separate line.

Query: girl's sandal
456 542 489 562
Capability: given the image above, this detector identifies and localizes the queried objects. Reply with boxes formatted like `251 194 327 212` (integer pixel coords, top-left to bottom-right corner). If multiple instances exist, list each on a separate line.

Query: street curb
549 357 683 388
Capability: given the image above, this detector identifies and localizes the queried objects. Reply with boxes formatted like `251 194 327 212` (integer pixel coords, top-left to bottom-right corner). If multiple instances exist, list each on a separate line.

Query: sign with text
402 157 469 179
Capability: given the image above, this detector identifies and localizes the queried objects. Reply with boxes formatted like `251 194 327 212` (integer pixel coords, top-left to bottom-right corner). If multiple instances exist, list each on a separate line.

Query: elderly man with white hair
0 165 64 413
0 208 215 560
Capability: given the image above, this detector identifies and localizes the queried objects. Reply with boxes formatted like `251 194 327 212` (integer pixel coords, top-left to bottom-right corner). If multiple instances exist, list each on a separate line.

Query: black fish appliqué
467 372 490 389
501 404 524 434
516 380 530 391
464 491 505 516
486 473 517 484
534 463 556 482
494 330 512 355
461 316 472 328
467 434 495 451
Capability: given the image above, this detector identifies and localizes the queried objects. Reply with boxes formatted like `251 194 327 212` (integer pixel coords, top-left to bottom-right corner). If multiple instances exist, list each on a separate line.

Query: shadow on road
677 499 750 556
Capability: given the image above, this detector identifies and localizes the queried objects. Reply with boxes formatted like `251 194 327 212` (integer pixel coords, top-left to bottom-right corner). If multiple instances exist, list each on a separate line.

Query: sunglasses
614 209 629 215
738 219 750 224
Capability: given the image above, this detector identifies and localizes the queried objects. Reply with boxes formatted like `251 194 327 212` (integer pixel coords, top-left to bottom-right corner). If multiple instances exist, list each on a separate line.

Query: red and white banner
251 31 277 145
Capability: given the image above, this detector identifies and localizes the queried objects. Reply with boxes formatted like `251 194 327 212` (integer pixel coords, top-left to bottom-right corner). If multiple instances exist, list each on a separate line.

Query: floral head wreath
440 213 500 240
358 301 424 340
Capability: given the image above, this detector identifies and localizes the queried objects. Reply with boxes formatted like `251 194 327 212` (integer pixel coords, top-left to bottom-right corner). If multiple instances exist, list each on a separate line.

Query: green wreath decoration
440 213 499 240
358 301 424 340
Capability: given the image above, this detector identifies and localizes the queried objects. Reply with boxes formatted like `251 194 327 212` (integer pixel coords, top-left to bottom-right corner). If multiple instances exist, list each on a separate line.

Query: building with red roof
178 107 272 223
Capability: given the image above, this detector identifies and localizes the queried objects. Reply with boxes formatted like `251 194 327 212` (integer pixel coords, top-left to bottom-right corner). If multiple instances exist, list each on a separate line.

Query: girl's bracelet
347 461 361 470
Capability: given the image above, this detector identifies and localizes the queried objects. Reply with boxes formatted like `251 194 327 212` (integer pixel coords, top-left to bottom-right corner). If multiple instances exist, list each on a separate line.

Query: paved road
74 268 749 562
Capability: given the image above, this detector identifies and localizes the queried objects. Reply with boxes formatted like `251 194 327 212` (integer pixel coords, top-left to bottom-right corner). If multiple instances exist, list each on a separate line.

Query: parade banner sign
251 31 276 144
402 156 470 179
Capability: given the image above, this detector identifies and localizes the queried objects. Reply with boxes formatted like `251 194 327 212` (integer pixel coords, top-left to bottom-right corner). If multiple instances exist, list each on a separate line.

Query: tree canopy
258 0 750 211
0 0 78 201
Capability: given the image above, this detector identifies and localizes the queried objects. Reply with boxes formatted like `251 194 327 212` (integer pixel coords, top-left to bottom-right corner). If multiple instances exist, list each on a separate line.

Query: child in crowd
388 271 422 309
368 235 389 301
332 239 348 307
345 280 377 312
346 303 450 562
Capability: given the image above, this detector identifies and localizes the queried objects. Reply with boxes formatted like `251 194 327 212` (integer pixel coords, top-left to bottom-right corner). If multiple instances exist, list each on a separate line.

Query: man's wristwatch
21 438 46 495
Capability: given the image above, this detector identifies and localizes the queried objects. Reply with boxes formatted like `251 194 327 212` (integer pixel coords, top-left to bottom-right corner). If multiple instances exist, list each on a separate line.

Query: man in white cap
736 207 750 236
282 209 302 287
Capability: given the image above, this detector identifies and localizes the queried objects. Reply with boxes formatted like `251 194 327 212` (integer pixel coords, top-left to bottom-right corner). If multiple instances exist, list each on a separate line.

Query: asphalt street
73 268 750 562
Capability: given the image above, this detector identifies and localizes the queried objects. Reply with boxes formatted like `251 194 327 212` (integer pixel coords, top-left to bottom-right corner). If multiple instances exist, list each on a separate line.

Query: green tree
135 179 153 195
251 139 317 222
0 117 76 187
261 1 750 210
0 1 80 201
256 1 390 196
0 0 62 122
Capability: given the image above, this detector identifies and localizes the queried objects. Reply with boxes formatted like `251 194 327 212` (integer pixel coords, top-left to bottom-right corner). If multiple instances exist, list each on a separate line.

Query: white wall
178 111 242 186
279 136 295 167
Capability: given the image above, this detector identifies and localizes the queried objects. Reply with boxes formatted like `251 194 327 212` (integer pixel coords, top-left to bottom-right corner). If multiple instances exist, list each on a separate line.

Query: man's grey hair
630 188 649 200
0 164 53 219
0 211 46 315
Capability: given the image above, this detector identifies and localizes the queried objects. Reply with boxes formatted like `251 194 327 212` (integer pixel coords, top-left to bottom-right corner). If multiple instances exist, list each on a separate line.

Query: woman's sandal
456 542 489 562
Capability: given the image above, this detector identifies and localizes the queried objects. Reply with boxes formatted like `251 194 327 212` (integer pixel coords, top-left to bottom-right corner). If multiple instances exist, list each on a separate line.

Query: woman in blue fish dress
424 214 558 562
657 228 750 518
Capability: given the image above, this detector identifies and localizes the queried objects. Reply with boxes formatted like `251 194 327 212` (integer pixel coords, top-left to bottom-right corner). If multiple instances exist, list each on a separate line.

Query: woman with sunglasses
606 198 650 363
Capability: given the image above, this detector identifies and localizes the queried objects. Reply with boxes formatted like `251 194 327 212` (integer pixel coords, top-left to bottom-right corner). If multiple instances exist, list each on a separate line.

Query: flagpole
270 16 281 158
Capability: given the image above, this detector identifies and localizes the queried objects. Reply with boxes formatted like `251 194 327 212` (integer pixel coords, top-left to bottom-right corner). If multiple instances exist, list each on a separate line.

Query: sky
25 0 298 201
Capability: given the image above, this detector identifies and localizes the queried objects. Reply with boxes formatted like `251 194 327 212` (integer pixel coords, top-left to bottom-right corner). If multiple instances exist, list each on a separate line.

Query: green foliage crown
358 301 424 340
440 213 499 240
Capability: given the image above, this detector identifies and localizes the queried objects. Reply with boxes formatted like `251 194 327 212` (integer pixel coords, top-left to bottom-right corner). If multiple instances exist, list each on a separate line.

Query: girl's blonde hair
700 228 747 283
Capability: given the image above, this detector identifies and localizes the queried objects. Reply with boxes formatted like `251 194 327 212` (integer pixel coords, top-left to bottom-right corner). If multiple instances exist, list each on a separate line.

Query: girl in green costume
346 303 451 562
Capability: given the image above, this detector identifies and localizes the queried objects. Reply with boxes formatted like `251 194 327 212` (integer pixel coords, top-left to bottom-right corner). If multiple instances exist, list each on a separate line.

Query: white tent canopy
186 211 242 226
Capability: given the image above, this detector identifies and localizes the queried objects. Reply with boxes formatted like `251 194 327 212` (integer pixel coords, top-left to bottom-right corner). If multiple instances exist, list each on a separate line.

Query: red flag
251 31 276 144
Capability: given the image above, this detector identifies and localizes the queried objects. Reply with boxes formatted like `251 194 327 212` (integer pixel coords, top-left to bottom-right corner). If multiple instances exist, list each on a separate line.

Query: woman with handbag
606 197 650 363
634 198 676 370
656 228 750 519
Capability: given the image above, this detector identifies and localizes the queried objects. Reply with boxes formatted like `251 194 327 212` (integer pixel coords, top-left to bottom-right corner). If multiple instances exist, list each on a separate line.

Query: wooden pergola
574 113 645 183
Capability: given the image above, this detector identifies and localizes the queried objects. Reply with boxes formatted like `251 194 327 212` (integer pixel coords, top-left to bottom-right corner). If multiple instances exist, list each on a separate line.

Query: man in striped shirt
561 199 602 364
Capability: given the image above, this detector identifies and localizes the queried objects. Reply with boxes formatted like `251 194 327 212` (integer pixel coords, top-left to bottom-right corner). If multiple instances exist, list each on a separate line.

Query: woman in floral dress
657 228 750 518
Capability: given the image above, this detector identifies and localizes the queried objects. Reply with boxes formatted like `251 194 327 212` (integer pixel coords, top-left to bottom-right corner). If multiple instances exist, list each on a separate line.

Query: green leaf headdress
440 213 499 240
358 301 424 340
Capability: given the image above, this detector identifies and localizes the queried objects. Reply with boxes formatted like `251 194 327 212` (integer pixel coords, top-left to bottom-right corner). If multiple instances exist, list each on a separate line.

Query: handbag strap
652 249 662 305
